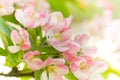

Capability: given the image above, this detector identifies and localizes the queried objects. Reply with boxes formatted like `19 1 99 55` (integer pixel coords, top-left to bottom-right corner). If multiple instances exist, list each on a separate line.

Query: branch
0 67 34 77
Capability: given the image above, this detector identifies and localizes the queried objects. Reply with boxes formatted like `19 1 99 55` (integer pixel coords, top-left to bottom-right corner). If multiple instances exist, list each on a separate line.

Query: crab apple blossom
75 34 97 57
15 0 49 12
44 12 73 32
70 55 108 80
0 0 14 16
8 29 31 53
41 58 69 80
46 26 73 52
23 51 43 71
15 6 49 28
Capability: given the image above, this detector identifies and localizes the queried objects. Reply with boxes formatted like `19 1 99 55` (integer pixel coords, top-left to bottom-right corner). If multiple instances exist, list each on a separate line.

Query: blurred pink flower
41 58 69 80
46 26 72 52
75 34 97 57
23 51 43 71
15 7 49 28
0 0 14 16
8 29 31 53
44 12 73 32
70 55 108 80
15 0 49 12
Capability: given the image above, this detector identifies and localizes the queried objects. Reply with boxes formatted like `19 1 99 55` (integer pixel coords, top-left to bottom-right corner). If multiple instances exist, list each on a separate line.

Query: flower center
79 61 88 71
20 40 24 46
53 32 62 41
47 65 55 72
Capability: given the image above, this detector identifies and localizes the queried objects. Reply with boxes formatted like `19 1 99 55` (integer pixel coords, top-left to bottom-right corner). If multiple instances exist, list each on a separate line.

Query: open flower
0 0 14 16
75 34 97 57
41 58 69 80
46 26 72 52
8 29 31 53
70 55 108 80
44 12 73 32
15 6 49 28
23 51 43 71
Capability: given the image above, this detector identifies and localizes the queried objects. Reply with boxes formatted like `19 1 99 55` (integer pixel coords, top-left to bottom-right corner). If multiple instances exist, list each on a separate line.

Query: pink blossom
64 40 80 54
23 51 43 71
70 55 108 80
8 29 31 53
46 26 72 52
41 58 69 80
62 51 77 62
0 0 14 16
75 34 97 57
15 7 49 28
44 12 73 32
15 0 49 12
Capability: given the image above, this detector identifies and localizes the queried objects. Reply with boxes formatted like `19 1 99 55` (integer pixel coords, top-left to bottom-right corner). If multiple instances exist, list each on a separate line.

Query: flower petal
11 30 22 44
41 70 48 80
8 46 20 53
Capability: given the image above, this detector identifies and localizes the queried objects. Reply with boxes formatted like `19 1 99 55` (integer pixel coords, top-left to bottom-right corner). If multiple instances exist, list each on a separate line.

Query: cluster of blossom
0 0 108 80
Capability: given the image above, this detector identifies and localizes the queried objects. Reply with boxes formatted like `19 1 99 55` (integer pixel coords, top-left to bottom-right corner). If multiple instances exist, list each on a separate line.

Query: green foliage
0 47 7 56
0 18 11 36
47 0 70 17
31 45 58 53
5 51 23 67
65 71 78 80
34 70 43 80
2 14 19 24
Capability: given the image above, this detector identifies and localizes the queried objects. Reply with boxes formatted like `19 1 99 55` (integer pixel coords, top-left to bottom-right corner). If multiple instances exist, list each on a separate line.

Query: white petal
8 46 20 53
41 70 48 80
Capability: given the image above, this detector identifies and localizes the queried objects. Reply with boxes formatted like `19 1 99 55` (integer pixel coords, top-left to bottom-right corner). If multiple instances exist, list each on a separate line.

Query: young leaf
0 47 7 56
31 45 58 53
34 70 43 80
5 51 23 67
65 71 78 80
0 17 11 36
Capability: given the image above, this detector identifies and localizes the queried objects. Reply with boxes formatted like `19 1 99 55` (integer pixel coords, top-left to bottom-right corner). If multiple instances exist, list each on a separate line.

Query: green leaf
65 72 78 80
2 13 19 24
0 17 11 36
5 51 23 67
31 45 58 53
34 70 43 80
27 28 37 45
0 31 13 48
47 0 70 17
0 47 7 56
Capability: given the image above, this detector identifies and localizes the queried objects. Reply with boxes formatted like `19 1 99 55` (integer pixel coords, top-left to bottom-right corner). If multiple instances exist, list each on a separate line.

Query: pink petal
27 58 43 71
19 29 29 42
70 62 79 72
49 73 63 80
83 46 97 57
44 58 53 67
75 34 89 45
61 27 72 42
55 64 69 75
66 41 80 53
72 70 88 80
21 41 31 50
11 30 22 44
53 59 65 65
23 51 40 60
62 52 77 62
89 60 108 73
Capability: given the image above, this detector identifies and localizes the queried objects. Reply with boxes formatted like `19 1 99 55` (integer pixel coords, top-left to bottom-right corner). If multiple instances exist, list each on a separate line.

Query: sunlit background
0 0 120 80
